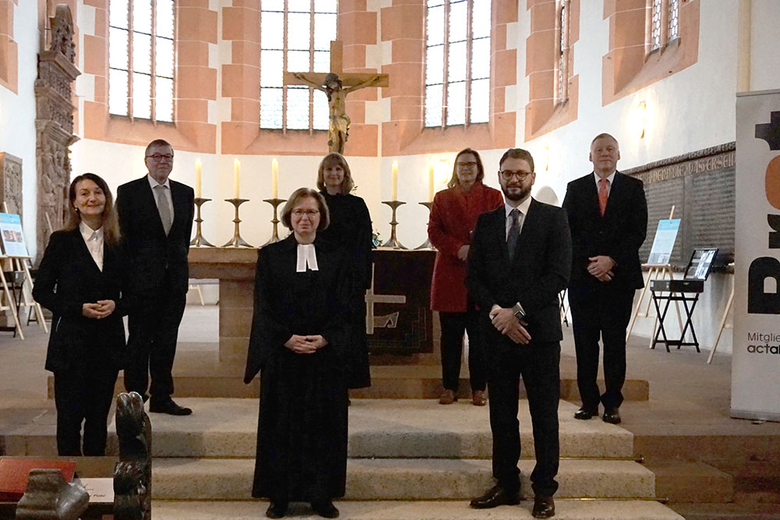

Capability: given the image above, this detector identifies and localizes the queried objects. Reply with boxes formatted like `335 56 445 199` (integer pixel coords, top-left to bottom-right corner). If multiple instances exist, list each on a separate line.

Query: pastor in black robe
244 235 350 503
319 191 373 388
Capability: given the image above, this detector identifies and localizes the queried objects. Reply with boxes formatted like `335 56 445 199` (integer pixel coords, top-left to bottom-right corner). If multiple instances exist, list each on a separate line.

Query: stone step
2 399 634 460
153 499 684 519
151 458 656 500
46 361 650 401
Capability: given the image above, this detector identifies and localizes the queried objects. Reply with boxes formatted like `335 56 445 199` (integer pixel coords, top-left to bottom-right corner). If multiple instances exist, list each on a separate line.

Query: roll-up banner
733 89 780 421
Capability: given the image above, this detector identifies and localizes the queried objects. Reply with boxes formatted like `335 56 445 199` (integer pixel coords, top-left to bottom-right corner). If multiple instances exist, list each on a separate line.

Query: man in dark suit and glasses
117 139 195 416
468 148 571 519
563 133 647 425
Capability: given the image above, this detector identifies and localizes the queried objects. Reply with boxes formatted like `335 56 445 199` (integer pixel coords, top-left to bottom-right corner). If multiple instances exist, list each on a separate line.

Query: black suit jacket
33 229 132 374
116 176 194 296
468 199 572 344
562 171 647 291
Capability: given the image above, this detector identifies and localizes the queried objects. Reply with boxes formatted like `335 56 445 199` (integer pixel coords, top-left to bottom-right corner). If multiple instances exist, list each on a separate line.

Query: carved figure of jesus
292 72 386 154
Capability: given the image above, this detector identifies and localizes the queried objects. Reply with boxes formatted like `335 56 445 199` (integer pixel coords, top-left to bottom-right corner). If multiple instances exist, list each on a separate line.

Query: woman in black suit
33 173 131 456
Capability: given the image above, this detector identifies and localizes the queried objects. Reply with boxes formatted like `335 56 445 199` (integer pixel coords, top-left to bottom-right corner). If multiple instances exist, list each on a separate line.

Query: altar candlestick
272 158 279 199
428 163 435 201
391 161 398 200
233 159 241 199
195 159 202 198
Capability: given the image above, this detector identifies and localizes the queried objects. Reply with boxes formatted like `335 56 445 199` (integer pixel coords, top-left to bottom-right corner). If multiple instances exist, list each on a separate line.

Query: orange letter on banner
766 156 780 209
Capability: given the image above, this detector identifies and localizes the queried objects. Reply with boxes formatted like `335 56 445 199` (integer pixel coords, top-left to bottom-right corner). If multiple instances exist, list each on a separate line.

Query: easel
626 207 684 346
0 254 24 339
0 204 49 337
707 263 734 364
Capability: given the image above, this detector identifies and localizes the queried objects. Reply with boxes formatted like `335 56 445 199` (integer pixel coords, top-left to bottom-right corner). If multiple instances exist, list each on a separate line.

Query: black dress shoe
532 494 555 518
266 501 287 518
469 485 521 509
603 407 621 424
149 399 193 416
311 500 339 518
574 407 597 420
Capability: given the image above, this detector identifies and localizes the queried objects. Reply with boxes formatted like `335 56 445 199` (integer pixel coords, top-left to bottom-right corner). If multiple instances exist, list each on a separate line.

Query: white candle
195 159 202 198
391 161 398 200
272 158 278 199
233 159 240 199
428 163 434 202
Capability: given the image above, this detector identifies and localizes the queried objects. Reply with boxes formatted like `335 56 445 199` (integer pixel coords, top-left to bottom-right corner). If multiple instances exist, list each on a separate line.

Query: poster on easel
0 213 29 258
646 219 680 265
733 89 780 422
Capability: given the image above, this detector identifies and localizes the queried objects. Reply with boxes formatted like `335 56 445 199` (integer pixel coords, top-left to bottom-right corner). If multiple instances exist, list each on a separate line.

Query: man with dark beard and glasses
467 148 571 519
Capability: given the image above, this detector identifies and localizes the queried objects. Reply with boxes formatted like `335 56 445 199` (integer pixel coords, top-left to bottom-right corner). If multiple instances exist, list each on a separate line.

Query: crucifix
284 40 389 154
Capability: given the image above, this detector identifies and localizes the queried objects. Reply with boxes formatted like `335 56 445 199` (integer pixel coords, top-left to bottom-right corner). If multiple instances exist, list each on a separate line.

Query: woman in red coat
428 148 504 406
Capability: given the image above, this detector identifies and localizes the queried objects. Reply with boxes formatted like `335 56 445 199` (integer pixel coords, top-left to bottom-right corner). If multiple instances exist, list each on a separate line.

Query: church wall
749 0 780 91
0 0 40 256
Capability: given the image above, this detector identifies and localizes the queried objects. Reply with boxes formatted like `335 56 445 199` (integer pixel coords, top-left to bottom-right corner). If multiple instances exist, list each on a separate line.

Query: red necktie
598 178 609 216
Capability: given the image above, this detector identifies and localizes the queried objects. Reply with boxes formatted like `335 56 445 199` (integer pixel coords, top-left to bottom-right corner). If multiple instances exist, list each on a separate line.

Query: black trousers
54 369 118 456
568 285 635 411
439 306 486 392
487 338 560 497
124 286 187 402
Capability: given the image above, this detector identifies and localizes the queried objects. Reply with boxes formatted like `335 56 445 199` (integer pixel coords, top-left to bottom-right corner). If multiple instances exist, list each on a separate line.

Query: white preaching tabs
296 244 319 272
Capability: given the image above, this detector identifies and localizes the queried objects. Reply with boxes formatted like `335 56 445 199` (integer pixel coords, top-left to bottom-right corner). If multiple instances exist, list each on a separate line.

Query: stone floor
2 305 780 519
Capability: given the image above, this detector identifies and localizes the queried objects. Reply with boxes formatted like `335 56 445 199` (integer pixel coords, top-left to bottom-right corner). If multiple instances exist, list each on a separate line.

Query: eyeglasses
292 209 320 217
146 154 174 162
457 161 478 169
499 170 533 181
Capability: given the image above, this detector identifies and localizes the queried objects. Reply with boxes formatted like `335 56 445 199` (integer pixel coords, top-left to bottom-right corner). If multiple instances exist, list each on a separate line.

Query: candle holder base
414 201 436 250
190 198 215 247
262 198 287 246
222 198 253 248
381 200 407 250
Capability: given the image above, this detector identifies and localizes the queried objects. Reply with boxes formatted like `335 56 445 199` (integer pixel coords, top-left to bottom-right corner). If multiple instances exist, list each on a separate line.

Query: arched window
260 0 337 131
556 0 569 104
108 0 175 122
424 0 491 128
668 0 680 41
650 0 663 50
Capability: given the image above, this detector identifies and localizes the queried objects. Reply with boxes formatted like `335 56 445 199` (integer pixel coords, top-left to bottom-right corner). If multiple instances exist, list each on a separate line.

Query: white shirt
79 221 104 272
593 171 616 196
296 244 319 272
148 175 174 221
504 196 532 239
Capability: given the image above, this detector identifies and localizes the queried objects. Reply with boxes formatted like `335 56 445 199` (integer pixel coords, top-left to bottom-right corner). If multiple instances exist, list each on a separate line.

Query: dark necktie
507 208 520 260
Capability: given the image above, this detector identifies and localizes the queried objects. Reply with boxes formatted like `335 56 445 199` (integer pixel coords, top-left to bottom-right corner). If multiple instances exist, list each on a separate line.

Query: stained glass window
260 0 336 131
425 0 490 128
668 0 679 41
650 0 662 50
109 0 175 122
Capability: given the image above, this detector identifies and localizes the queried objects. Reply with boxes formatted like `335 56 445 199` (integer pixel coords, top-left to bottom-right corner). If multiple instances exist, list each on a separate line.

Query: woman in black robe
244 188 350 519
316 153 373 389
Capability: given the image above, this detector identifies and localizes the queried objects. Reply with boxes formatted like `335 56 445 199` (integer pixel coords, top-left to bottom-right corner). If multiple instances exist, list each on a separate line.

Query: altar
188 247 437 366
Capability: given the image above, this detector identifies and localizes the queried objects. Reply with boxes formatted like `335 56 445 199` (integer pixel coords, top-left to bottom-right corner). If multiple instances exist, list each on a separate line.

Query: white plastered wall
0 0 41 257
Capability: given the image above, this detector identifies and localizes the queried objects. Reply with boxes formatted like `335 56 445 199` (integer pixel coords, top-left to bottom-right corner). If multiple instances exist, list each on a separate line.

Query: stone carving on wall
0 152 23 216
35 4 80 262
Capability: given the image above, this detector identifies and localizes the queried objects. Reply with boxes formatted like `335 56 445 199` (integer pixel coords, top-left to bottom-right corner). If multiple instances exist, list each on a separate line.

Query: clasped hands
82 300 116 319
285 334 328 355
587 255 615 283
490 305 531 345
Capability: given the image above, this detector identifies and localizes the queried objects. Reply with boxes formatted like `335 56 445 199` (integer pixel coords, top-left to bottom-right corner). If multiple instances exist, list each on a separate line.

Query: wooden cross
284 40 389 154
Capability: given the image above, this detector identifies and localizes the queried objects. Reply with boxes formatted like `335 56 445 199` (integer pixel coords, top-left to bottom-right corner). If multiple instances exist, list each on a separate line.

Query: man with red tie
563 134 647 425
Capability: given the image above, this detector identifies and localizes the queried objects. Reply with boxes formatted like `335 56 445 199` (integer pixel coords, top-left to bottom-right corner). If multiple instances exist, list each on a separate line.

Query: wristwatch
512 303 525 320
